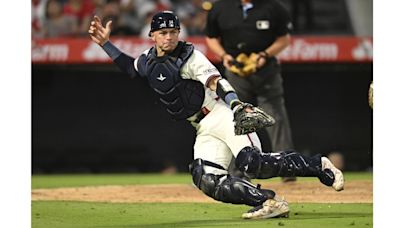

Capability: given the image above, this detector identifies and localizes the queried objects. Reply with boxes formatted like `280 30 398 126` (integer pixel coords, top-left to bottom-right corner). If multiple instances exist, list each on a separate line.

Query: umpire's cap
149 11 180 37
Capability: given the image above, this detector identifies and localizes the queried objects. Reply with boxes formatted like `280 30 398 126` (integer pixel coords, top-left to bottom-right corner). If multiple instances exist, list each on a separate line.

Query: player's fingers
88 27 101 37
92 17 105 30
105 20 112 31
89 34 101 44
92 32 104 41
94 21 106 34
91 21 99 30
93 15 102 24
90 21 103 34
90 23 105 36
92 19 102 28
92 21 103 29
88 29 99 36
94 27 105 37
88 25 96 32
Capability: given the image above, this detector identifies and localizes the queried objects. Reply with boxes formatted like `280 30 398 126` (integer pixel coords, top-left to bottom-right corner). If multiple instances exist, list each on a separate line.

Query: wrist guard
216 79 241 109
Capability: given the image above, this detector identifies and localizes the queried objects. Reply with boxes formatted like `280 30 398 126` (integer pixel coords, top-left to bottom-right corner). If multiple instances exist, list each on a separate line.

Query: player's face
151 28 180 55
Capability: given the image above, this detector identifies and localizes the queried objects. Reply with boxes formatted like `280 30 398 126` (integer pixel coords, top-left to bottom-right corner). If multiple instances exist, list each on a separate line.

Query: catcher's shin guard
189 159 275 206
235 147 335 186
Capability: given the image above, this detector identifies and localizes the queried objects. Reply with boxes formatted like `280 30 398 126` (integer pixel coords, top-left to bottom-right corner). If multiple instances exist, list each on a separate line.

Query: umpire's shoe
242 196 289 219
321 157 344 191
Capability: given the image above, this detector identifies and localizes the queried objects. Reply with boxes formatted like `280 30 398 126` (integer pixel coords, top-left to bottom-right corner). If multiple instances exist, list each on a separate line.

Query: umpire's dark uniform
205 0 294 152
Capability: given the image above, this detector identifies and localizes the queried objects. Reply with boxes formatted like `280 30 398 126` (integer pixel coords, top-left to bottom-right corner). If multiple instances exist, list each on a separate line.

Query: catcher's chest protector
138 41 205 120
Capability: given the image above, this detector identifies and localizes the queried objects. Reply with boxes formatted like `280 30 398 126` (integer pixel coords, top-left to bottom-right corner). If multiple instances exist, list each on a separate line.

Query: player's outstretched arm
88 15 112 47
88 15 137 77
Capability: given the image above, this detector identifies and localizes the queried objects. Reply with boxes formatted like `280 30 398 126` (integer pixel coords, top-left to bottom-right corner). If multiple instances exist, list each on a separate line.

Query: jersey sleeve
273 1 293 36
205 4 221 38
181 50 221 86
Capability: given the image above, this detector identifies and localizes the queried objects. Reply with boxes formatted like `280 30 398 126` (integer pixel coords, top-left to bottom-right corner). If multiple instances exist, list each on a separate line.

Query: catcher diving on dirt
88 11 344 219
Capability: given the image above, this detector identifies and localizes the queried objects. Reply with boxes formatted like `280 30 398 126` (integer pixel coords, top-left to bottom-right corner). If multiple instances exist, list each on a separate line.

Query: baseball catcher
89 10 345 220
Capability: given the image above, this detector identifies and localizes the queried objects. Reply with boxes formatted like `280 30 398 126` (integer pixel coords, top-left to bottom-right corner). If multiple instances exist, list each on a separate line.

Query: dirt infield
32 180 372 203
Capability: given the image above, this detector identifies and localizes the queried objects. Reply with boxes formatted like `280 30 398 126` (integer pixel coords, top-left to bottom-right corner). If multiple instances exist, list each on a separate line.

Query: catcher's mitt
233 103 276 135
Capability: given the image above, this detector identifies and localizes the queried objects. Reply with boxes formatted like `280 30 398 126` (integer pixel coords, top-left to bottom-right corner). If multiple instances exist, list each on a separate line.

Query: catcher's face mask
149 11 180 37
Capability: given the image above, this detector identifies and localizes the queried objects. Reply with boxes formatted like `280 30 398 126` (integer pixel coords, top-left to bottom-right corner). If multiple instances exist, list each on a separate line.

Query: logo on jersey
256 20 270 30
157 73 166 81
202 67 218 75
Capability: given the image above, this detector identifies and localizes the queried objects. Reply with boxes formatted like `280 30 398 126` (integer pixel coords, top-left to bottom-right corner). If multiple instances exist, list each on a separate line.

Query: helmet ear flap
149 11 180 36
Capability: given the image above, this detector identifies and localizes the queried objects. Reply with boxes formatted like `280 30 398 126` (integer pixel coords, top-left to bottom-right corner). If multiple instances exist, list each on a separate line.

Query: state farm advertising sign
278 36 372 62
32 36 372 64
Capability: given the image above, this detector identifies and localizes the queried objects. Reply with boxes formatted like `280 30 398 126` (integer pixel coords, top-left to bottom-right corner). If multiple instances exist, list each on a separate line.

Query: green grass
32 201 372 228
32 172 371 189
31 173 191 189
32 172 373 227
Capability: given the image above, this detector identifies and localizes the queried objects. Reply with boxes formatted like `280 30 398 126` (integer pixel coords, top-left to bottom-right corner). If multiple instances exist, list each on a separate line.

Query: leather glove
233 102 276 135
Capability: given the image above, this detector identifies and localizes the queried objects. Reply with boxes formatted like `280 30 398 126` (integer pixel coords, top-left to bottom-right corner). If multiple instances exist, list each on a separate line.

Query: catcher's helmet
149 11 180 36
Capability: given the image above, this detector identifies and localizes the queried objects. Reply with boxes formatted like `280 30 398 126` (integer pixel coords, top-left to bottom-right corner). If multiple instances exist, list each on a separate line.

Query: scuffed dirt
32 180 372 203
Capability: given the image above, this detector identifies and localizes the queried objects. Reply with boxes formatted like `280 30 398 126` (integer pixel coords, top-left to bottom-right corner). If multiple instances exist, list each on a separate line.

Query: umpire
205 0 294 154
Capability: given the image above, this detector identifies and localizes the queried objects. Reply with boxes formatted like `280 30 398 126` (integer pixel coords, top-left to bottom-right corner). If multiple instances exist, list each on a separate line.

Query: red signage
32 36 372 64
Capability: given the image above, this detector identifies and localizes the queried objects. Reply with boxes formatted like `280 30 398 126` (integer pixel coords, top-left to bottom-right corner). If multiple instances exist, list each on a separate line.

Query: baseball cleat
242 196 289 219
321 156 344 191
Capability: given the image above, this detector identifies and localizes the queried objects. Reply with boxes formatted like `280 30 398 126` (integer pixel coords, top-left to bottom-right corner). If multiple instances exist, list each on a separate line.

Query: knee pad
189 158 223 198
214 175 275 206
235 147 289 179
189 158 274 206
235 146 263 178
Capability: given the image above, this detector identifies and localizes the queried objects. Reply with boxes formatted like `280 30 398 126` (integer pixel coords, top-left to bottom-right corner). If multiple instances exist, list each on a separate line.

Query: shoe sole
259 210 290 219
242 210 290 219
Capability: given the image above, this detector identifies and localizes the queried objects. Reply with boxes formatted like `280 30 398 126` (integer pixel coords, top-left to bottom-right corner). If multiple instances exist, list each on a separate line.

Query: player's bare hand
88 15 112 46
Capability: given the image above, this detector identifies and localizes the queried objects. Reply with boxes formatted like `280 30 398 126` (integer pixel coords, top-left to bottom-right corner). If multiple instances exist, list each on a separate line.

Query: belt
193 107 210 124
190 97 220 124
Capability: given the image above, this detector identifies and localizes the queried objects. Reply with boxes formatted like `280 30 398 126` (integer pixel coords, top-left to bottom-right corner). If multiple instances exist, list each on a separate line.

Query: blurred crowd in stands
32 0 214 39
32 0 324 39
